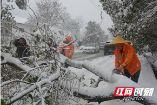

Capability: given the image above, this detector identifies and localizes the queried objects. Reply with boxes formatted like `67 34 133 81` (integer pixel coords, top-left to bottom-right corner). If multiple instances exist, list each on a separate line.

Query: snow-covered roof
13 15 27 24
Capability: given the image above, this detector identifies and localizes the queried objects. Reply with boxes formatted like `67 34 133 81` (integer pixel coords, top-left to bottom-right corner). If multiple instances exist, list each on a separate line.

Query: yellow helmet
107 36 133 44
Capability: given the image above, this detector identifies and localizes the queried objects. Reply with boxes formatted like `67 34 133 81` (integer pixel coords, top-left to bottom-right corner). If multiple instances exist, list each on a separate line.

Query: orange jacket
115 44 141 76
58 44 74 59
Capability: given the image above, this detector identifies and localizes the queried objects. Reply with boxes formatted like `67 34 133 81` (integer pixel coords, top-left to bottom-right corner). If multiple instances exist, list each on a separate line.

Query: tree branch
65 58 157 105
2 53 157 105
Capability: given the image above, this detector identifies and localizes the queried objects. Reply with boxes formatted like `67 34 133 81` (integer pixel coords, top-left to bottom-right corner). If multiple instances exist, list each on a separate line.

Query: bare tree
27 0 65 27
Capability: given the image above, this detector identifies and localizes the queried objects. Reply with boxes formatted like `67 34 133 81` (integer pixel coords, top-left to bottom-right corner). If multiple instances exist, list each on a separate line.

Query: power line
90 0 105 22
89 0 111 21
89 0 101 12
89 0 104 23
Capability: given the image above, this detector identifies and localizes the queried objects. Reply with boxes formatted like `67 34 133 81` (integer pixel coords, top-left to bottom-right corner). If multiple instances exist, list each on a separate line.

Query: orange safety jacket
115 44 141 76
58 44 74 59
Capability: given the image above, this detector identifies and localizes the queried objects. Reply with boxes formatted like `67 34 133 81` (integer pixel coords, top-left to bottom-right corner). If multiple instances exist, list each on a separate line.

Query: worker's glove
112 69 123 75
67 54 72 58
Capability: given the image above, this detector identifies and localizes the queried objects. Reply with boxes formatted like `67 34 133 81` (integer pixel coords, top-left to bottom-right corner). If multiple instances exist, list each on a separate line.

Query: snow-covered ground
69 54 157 105
2 51 157 105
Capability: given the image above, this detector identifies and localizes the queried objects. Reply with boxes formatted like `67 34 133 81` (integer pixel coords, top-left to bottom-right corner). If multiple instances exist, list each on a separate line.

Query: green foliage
15 0 27 10
28 94 33 100
1 99 7 105
1 46 11 53
45 96 50 104
27 76 38 83
100 0 157 53
45 100 50 104
1 4 15 22
26 59 33 65
90 78 95 84
36 54 40 58
79 75 85 82
83 84 87 87
51 65 57 71
1 49 3 52
34 34 40 44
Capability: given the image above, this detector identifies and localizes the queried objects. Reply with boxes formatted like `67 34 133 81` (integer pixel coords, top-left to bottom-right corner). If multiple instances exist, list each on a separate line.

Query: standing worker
107 36 141 83
58 36 74 59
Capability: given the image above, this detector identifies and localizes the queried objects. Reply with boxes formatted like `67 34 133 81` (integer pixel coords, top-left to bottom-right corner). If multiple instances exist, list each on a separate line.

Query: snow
69 54 157 105
8 67 61 104
1 52 32 71
145 52 157 70
2 51 157 104
13 15 27 24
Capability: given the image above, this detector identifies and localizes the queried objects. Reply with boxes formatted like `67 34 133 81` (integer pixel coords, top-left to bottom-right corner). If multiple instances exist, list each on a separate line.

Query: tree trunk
0 0 2 22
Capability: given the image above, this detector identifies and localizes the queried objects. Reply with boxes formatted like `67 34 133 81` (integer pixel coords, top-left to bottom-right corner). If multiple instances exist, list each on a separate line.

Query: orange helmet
66 36 71 42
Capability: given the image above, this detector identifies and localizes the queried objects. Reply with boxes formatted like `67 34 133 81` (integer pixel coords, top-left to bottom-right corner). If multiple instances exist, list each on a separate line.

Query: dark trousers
124 69 141 83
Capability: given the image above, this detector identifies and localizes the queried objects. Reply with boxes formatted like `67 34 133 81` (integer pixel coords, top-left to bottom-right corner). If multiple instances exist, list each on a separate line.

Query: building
12 16 36 34
1 16 35 46
12 23 35 34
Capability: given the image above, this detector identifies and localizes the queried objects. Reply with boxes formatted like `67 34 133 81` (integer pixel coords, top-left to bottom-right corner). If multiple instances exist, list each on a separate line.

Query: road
72 50 104 61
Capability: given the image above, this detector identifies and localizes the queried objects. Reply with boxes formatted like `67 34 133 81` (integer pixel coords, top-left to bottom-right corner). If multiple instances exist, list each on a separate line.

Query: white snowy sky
2 0 113 34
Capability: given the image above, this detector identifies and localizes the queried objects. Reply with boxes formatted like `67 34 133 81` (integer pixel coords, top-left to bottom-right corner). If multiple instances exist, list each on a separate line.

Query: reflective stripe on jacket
58 44 74 59
115 44 141 76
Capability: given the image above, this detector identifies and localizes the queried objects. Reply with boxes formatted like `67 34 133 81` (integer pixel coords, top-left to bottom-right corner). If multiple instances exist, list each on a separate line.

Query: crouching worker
107 36 141 83
14 38 30 58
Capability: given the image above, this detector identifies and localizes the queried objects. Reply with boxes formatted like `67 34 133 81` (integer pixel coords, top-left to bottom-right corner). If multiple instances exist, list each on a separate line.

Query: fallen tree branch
1 53 32 72
65 58 157 105
1 79 34 86
2 53 157 105
6 68 60 105
73 92 153 105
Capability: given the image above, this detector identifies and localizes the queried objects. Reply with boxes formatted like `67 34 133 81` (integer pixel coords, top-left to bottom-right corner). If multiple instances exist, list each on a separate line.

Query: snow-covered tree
1 0 27 21
58 13 84 47
83 21 106 45
100 0 157 53
1 0 157 105
27 0 65 27
27 0 84 49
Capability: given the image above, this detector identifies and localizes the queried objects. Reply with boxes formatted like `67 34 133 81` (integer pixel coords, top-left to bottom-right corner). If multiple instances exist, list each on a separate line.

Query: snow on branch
1 52 32 72
2 53 157 105
71 82 157 105
1 79 34 86
6 67 60 105
65 58 157 105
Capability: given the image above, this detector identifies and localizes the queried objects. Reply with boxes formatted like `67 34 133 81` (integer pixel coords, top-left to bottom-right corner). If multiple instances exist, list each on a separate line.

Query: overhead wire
89 0 104 23
90 0 111 19
89 0 102 11
88 0 111 22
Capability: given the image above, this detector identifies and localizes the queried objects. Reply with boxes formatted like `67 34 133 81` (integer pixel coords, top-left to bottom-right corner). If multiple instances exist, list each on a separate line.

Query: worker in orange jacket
107 36 141 83
58 36 74 59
